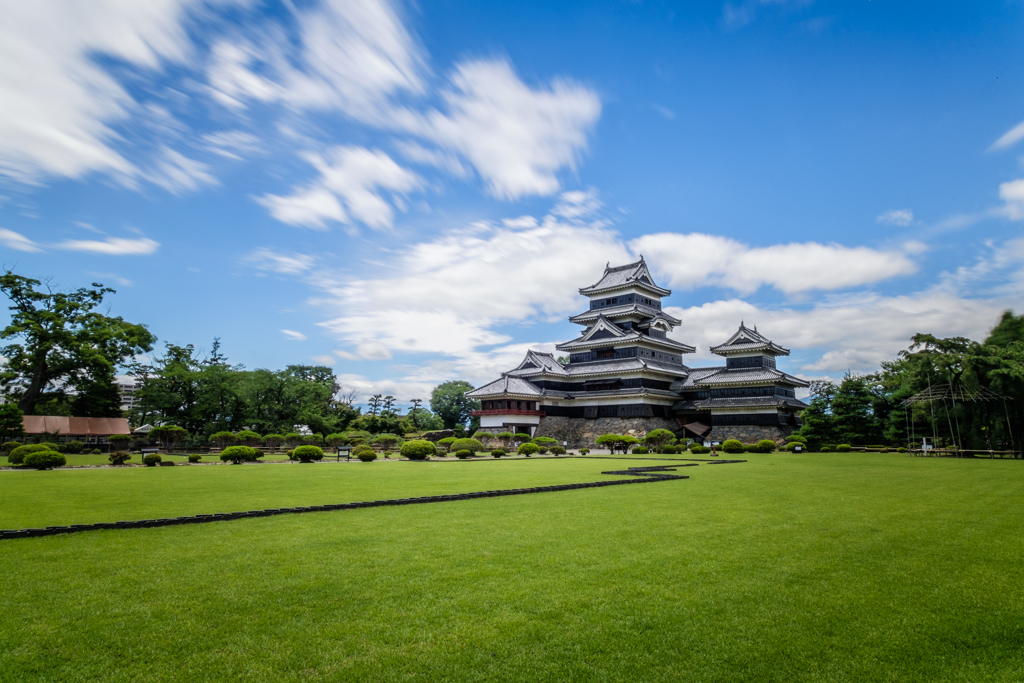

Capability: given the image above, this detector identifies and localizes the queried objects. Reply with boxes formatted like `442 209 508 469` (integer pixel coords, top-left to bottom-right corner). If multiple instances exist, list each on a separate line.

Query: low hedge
721 439 744 454
109 451 132 465
64 440 86 454
188 454 202 463
351 444 376 458
24 451 66 469
143 454 162 466
632 446 649 454
897 447 908 453
837 444 851 452
491 449 506 458
549 446 565 455
455 449 473 459
785 442 805 452
450 438 484 453
518 443 540 456
220 446 260 464
8 443 57 465
689 445 708 454
293 445 324 462
786 435 808 444
579 448 590 455
400 440 436 460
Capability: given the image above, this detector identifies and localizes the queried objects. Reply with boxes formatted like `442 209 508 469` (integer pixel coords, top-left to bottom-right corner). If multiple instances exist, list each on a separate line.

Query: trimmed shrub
401 440 436 460
8 443 57 465
786 434 808 444
549 446 565 455
662 445 678 455
220 445 259 464
491 449 505 458
837 444 851 452
518 443 540 456
293 445 324 463
534 447 547 455
108 434 130 448
784 442 804 452
210 431 238 448
64 440 86 454
90 448 102 455
880 447 890 453
757 439 777 453
2 440 23 453
897 446 908 453
436 437 457 453
143 453 162 467
351 444 376 459
721 439 744 454
284 432 305 447
357 449 378 462
690 445 708 454
455 449 473 459
372 434 402 450
579 448 590 455
262 434 286 451
632 446 649 454
532 436 558 448
187 454 202 463
513 433 531 442
821 446 832 452
236 430 262 447
451 438 484 453
109 451 132 465
742 444 759 453
304 434 324 446
286 449 296 461
25 451 66 469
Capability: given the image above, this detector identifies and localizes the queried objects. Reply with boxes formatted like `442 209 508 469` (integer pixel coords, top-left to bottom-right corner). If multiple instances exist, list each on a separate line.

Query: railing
470 409 545 417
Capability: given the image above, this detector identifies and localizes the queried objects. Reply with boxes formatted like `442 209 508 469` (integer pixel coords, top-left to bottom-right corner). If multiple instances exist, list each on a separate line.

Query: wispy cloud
0 228 42 252
280 329 307 341
990 119 1024 151
244 248 317 275
876 209 914 226
56 236 160 255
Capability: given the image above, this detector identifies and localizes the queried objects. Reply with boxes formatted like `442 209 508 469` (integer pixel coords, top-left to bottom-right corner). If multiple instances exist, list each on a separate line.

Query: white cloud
991 119 1024 151
257 146 421 230
0 0 242 184
202 130 263 160
310 354 336 365
722 0 811 30
56 236 160 255
877 209 914 226
0 228 42 252
667 288 1006 373
280 329 307 341
999 178 1024 220
632 233 917 295
206 0 424 119
145 146 218 195
244 248 317 275
393 60 601 199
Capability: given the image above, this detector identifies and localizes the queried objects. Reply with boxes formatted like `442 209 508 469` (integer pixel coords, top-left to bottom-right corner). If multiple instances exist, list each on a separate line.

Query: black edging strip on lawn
0 462 745 541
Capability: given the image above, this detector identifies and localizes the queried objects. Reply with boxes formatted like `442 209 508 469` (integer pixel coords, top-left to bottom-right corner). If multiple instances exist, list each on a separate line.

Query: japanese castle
466 257 808 446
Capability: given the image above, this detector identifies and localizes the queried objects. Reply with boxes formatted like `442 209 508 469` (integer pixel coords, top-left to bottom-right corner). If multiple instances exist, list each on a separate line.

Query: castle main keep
466 258 808 447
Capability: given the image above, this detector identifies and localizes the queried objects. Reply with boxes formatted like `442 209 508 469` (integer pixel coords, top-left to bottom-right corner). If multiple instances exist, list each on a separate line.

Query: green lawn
1 453 1022 682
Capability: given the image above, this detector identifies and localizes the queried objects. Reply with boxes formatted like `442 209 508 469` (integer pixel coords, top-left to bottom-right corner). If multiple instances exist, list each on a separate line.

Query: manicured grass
0 452 297 467
1 453 1022 682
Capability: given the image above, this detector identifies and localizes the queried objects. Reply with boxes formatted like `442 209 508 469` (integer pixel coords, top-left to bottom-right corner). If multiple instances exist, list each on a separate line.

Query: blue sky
2 0 1024 406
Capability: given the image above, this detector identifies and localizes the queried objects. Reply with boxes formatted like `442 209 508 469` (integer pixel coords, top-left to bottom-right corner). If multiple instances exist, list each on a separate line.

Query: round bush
579 448 590 455
632 446 649 454
450 438 484 453
187 454 202 463
897 446 908 453
436 437 457 452
351 444 376 458
837 444 851 452
756 439 776 453
2 441 23 453
400 440 437 460
690 445 707 454
518 443 540 456
742 444 759 453
455 449 473 459
785 442 804 452
786 434 808 444
24 451 66 469
90 448 101 454
821 446 832 452
357 449 378 462
721 439 744 454
286 449 296 460
536 447 548 455
293 445 324 463
491 449 505 458
662 445 678 455
220 445 259 464
108 451 132 465
64 440 85 454
143 453 162 467
8 443 55 465
549 446 565 455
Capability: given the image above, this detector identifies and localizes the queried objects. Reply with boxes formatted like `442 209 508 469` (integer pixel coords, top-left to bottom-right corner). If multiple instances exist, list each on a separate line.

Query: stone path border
0 463 746 541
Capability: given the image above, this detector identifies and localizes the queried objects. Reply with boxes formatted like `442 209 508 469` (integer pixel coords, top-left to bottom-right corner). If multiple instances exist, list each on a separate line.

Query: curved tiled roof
579 257 671 297
568 304 681 326
692 396 808 410
710 323 790 356
465 375 543 398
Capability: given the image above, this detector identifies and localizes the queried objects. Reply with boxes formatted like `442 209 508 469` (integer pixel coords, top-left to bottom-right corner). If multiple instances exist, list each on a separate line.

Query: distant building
22 416 132 446
115 375 144 412
467 258 808 447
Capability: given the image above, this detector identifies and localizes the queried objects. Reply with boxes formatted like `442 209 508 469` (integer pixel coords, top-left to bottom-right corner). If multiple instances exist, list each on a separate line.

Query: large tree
430 381 479 429
0 272 155 415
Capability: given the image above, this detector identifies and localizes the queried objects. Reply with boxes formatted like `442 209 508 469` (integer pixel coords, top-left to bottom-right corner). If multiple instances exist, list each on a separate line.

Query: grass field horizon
2 453 1022 681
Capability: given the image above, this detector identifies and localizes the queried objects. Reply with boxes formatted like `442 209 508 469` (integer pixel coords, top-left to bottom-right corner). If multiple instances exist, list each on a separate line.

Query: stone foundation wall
706 424 795 445
534 415 679 449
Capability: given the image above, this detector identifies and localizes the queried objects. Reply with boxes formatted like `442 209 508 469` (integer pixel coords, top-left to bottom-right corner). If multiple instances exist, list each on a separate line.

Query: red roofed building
22 416 131 447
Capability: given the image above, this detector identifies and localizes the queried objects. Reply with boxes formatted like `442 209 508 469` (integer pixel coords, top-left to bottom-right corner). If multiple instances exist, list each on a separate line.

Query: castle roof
674 365 809 388
555 315 695 353
710 322 790 356
465 374 544 398
568 304 681 326
579 257 670 297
